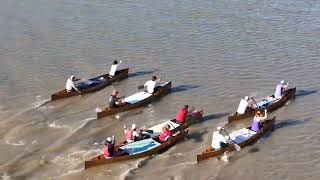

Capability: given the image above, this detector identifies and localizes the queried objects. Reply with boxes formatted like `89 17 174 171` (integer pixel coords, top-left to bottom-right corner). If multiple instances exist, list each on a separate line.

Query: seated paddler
144 76 161 94
124 124 140 143
109 90 125 108
65 75 81 94
251 109 268 132
274 80 288 99
236 96 250 115
109 60 122 78
159 124 174 142
104 135 115 159
175 105 190 124
211 126 229 150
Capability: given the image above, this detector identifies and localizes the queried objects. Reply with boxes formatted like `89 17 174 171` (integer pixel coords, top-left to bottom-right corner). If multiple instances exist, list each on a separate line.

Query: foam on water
5 139 25 146
1 173 11 180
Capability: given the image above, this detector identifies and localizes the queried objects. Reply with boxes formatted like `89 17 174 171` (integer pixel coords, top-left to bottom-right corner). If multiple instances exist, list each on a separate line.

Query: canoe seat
254 96 279 108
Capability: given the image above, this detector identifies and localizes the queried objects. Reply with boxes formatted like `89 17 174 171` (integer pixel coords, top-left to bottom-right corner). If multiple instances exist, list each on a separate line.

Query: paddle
249 96 259 108
223 129 241 152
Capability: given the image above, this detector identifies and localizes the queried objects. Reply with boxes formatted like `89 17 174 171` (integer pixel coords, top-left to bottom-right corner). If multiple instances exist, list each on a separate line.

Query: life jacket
104 144 112 158
176 108 188 123
126 128 133 141
159 129 173 142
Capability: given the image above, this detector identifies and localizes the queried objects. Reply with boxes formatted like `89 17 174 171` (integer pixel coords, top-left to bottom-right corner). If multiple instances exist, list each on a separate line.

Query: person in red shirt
159 124 174 142
175 105 190 124
103 136 115 159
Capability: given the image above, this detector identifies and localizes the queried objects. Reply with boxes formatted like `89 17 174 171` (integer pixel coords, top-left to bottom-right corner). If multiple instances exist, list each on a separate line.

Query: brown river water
0 0 320 179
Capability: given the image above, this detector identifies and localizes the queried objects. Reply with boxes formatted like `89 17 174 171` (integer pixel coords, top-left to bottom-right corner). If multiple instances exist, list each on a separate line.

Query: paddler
251 109 268 132
109 60 122 78
124 124 140 143
236 96 250 115
104 135 115 159
175 105 190 124
211 126 229 150
65 75 81 94
159 124 174 142
274 80 288 99
109 90 125 108
144 76 161 94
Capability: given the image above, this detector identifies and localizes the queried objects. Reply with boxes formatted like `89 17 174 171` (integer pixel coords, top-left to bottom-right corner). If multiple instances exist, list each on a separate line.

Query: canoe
196 117 276 162
97 81 172 119
84 129 188 169
228 88 295 123
51 68 129 101
84 110 203 169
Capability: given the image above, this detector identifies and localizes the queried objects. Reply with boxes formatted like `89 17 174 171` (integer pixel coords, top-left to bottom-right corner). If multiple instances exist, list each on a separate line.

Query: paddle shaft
223 129 241 151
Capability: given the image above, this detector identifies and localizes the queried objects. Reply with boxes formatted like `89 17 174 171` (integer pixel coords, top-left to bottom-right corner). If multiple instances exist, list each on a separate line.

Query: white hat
106 137 112 143
217 126 223 131
131 124 137 129
244 96 249 101
280 80 285 84
70 75 75 80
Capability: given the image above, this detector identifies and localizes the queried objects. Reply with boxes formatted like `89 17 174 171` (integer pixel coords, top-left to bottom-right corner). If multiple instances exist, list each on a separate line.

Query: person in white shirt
236 96 250 115
211 126 229 150
109 60 122 78
124 124 140 143
65 75 81 93
274 80 288 99
144 76 160 94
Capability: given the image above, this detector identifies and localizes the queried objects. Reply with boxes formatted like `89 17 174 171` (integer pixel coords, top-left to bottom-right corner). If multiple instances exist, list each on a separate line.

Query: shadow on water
202 113 229 122
129 69 158 78
295 89 318 98
274 118 311 130
170 85 200 94
262 118 311 140
187 129 209 142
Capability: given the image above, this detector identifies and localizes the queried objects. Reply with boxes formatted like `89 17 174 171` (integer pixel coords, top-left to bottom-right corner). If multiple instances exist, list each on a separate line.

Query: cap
106 137 112 143
131 124 136 129
217 126 223 131
244 96 249 101
70 75 75 80
280 80 285 84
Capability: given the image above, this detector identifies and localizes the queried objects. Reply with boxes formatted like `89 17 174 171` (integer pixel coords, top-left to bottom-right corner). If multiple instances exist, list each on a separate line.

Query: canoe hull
197 117 276 162
51 68 129 101
228 88 296 123
97 81 172 119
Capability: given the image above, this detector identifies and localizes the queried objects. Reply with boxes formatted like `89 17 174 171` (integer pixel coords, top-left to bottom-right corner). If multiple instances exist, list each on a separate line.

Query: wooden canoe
228 87 296 123
84 129 188 169
196 117 276 162
51 68 129 101
84 110 203 169
97 81 172 119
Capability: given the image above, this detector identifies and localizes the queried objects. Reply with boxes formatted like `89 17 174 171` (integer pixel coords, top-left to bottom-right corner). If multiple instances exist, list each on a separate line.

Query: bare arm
71 82 81 93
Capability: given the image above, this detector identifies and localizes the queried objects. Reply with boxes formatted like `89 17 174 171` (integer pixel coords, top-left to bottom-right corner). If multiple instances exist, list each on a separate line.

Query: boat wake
120 156 151 180
48 121 71 130
1 173 11 180
5 139 25 146
33 95 51 108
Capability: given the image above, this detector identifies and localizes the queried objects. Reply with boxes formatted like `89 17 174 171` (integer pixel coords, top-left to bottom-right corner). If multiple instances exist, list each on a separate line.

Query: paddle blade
234 143 241 152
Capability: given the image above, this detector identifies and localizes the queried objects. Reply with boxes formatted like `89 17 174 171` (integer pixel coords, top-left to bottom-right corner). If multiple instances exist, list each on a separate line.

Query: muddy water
0 0 320 179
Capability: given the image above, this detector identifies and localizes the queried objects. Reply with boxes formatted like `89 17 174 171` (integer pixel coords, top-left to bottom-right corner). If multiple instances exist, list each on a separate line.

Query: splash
1 173 11 180
48 121 70 129
5 139 25 146
32 95 50 109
